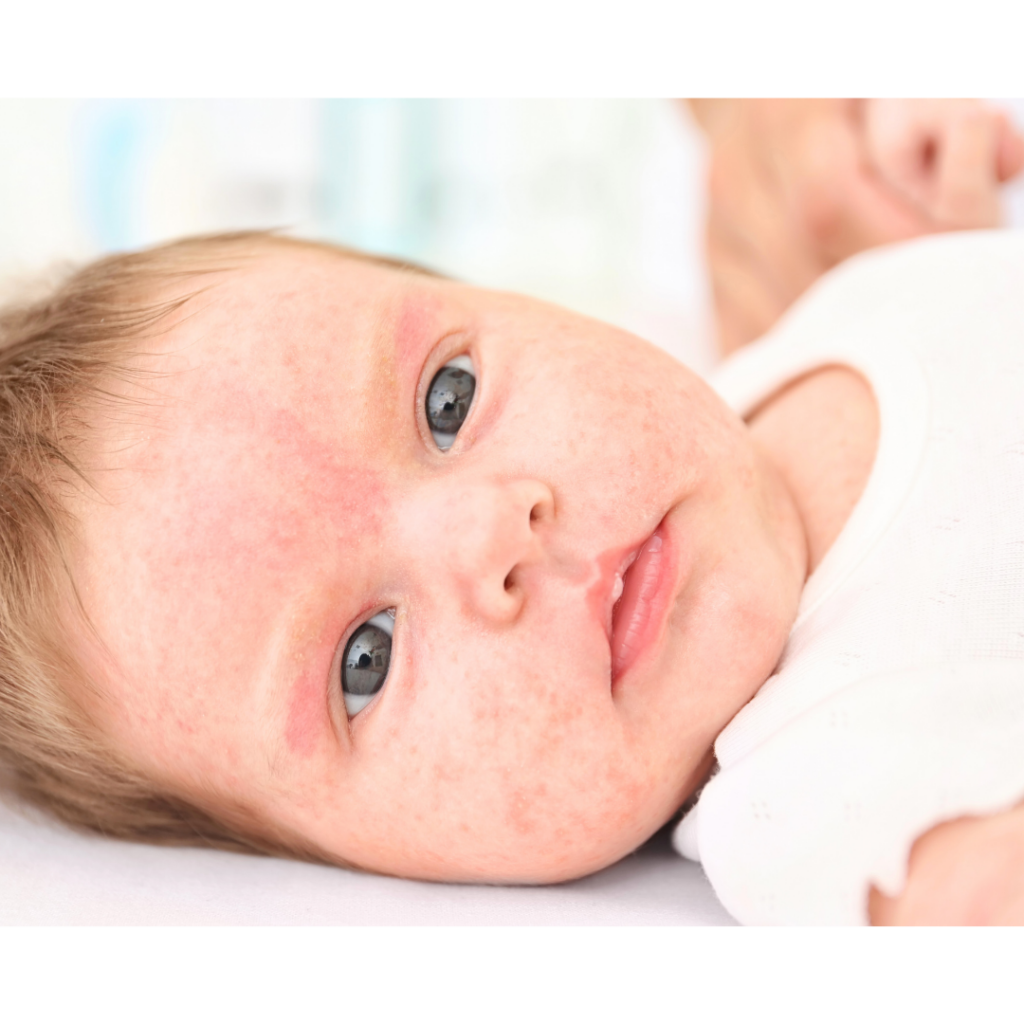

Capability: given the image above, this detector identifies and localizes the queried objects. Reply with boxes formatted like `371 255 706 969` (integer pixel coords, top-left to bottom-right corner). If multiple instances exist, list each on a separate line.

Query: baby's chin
343 781 703 887
376 833 657 886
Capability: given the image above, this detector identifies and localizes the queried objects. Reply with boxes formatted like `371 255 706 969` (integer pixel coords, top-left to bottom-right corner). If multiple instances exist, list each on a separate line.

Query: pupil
427 363 476 436
342 624 391 696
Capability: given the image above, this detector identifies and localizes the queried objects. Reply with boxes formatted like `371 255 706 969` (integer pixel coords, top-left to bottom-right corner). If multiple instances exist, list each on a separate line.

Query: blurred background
0 100 717 373
7 100 1024 378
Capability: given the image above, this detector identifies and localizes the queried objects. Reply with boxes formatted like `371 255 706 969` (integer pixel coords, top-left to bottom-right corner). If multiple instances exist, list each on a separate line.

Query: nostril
504 572 514 592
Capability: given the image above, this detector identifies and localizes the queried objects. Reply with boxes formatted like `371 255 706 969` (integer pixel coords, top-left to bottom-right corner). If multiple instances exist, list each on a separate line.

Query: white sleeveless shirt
673 230 1024 924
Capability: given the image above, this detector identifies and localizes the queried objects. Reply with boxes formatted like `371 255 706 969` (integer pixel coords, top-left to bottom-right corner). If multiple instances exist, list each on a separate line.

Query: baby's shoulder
758 231 1024 367
691 660 1024 924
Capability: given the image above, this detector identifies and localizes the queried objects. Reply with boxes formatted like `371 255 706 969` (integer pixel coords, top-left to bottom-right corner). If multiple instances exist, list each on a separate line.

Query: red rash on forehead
150 393 385 588
120 374 390 769
392 292 447 374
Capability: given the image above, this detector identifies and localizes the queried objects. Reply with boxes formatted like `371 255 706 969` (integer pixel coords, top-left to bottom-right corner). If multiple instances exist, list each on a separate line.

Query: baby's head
0 233 806 882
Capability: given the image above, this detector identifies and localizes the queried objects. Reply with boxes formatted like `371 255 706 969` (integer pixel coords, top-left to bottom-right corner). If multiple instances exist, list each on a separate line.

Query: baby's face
71 245 803 882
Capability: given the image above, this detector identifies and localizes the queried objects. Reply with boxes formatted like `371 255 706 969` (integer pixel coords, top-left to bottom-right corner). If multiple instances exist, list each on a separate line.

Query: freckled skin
69 245 807 884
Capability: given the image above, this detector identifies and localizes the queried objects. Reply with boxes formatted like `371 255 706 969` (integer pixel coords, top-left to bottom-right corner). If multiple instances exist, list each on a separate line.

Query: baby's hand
864 99 1024 229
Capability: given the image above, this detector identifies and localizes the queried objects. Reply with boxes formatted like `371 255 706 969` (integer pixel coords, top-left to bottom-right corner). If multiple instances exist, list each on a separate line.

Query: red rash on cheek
151 396 388 584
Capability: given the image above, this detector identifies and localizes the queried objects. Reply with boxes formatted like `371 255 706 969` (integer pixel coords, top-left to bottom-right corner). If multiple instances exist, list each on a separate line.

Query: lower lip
610 521 677 686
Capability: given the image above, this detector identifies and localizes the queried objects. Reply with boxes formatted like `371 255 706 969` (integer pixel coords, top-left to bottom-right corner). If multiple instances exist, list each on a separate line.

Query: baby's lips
610 523 674 684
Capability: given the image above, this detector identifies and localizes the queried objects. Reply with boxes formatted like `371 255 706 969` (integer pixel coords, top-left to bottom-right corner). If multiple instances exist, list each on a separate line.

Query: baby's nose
407 477 554 624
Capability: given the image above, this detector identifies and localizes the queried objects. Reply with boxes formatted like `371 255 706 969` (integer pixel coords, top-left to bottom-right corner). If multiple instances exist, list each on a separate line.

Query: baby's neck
747 365 880 574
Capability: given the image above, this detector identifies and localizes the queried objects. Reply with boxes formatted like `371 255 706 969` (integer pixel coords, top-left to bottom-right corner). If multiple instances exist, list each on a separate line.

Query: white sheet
0 797 733 925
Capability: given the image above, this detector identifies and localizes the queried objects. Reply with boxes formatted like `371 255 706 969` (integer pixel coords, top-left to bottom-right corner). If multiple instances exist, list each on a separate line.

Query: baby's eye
426 354 476 450
341 610 394 717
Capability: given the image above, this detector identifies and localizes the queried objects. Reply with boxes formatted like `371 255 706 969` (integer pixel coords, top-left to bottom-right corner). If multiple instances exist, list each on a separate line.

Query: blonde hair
0 230 429 861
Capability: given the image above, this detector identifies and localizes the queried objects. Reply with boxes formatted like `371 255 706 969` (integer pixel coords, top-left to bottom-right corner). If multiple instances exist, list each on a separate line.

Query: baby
8 232 798 880
1 100 1022 925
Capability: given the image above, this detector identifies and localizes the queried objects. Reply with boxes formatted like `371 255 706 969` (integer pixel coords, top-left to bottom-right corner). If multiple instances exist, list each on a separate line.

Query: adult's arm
869 802 1024 925
686 100 1023 356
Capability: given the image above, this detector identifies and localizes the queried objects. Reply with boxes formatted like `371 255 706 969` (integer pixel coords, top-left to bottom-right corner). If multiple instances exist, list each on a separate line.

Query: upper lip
605 549 639 640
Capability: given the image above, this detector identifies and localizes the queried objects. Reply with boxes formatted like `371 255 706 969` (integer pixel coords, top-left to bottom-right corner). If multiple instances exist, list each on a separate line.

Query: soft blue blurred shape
0 99 717 370
73 100 163 253
321 99 439 260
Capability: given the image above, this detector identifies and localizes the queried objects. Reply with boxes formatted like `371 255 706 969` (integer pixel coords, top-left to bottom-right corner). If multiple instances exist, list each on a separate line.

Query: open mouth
609 520 674 685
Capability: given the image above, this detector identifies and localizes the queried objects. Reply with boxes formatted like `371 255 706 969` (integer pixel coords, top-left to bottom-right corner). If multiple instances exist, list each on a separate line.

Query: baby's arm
869 802 1024 925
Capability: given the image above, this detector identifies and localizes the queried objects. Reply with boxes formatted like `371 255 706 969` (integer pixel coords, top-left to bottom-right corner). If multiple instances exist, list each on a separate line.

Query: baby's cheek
382 652 652 878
